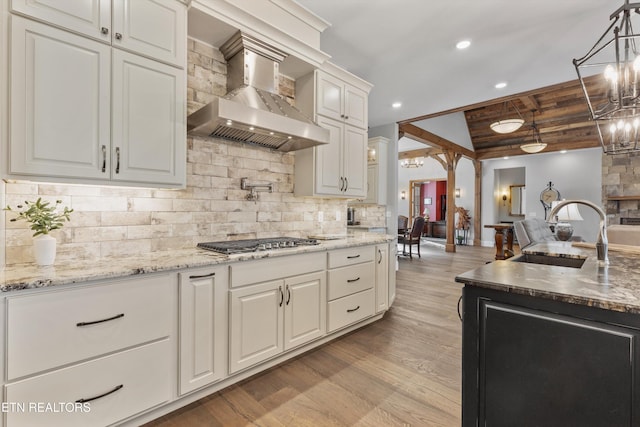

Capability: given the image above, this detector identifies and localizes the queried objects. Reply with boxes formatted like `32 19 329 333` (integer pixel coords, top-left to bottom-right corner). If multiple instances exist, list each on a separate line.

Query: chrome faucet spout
548 199 608 264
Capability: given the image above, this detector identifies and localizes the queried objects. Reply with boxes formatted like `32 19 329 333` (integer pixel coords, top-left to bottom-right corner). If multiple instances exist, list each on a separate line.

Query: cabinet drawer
328 262 374 301
5 339 172 427
230 252 325 288
327 288 375 333
328 246 374 269
7 274 173 380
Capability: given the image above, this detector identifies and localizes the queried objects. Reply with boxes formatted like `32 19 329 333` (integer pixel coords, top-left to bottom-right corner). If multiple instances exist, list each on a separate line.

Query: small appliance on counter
347 207 358 225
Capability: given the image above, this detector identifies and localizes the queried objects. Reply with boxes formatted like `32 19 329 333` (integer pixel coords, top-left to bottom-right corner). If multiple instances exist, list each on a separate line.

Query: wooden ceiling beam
519 95 540 112
398 147 443 159
399 123 476 159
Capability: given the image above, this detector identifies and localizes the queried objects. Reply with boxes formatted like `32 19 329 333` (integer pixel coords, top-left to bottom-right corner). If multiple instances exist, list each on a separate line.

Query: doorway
408 178 447 224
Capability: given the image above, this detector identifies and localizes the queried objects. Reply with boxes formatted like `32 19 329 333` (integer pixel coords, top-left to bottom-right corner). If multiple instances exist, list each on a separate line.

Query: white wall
413 112 474 151
481 148 602 244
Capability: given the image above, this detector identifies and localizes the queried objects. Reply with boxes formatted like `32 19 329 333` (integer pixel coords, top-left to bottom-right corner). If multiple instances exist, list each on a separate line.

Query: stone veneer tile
0 38 372 266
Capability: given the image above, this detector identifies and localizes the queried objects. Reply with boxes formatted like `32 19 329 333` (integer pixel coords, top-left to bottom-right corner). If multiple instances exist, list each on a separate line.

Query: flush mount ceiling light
490 101 525 134
573 0 640 154
400 158 424 168
520 109 547 154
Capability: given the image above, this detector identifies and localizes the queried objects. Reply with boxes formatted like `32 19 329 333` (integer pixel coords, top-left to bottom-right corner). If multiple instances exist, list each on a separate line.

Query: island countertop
455 242 640 314
0 233 394 293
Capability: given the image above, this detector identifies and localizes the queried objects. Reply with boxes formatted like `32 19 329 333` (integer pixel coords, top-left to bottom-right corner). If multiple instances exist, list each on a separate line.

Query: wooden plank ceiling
399 75 605 160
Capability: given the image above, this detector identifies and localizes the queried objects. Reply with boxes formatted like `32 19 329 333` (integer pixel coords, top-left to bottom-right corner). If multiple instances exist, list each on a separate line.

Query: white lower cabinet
229 271 326 374
4 340 171 427
178 266 228 396
375 243 389 313
327 245 376 332
3 273 175 426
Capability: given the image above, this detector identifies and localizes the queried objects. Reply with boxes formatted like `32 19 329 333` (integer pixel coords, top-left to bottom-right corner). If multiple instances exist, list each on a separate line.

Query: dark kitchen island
456 242 640 427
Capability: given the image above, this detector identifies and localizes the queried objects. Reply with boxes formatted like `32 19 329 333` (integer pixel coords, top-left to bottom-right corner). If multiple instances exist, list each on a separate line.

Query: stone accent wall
3 38 353 266
603 152 640 224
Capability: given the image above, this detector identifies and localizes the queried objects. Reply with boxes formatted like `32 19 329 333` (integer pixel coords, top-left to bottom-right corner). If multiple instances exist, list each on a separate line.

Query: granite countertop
0 233 394 293
456 242 640 314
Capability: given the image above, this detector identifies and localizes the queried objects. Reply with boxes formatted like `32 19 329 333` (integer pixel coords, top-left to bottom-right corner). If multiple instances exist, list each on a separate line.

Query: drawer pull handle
76 384 123 404
101 145 107 173
76 313 124 327
189 272 215 279
347 305 360 313
346 254 360 259
278 286 284 307
378 249 382 264
347 277 360 283
115 147 120 174
286 285 291 305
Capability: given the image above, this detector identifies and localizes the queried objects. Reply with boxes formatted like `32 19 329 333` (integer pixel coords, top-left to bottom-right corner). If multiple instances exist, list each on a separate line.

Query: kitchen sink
511 253 586 269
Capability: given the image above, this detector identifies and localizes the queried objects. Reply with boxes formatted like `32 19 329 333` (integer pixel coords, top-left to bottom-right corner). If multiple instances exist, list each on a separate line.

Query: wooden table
484 224 515 260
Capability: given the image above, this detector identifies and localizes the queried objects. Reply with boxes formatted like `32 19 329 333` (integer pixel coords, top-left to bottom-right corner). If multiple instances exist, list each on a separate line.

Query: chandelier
520 109 547 154
490 101 524 134
400 158 424 168
573 0 640 154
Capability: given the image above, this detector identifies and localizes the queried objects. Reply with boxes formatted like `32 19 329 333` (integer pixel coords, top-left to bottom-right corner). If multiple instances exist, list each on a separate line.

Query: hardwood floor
144 243 496 427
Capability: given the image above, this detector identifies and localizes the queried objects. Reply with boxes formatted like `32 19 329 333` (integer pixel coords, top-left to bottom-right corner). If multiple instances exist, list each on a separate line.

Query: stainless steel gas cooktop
197 237 319 255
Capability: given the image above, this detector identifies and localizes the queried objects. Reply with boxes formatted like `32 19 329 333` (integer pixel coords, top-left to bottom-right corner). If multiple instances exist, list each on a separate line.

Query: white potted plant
4 198 73 266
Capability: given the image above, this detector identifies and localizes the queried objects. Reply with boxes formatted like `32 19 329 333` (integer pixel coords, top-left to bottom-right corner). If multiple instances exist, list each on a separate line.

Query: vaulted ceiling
398 75 604 160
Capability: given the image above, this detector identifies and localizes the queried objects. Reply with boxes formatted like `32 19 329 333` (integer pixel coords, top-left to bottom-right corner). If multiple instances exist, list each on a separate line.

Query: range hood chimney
187 31 329 151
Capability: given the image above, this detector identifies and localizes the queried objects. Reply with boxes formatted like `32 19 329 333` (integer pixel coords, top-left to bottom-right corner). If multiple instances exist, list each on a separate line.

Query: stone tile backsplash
2 38 382 266
603 152 640 224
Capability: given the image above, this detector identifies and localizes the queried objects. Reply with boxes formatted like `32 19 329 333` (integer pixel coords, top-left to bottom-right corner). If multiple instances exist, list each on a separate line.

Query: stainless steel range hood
187 31 329 151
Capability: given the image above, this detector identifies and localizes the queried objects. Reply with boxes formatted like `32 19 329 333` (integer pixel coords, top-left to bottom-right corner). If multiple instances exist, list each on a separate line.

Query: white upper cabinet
8 1 186 187
316 71 368 130
111 49 185 185
10 0 185 68
362 136 388 204
10 17 112 180
112 0 186 68
295 64 371 198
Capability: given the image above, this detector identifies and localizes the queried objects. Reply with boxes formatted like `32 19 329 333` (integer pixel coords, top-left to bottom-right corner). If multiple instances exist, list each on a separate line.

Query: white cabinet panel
178 266 228 395
111 49 185 185
327 262 374 301
10 0 112 43
327 288 375 333
6 273 173 380
5 339 171 427
112 0 186 67
284 272 326 350
375 244 389 313
343 125 367 196
316 71 343 120
344 85 367 130
10 16 111 179
229 280 284 374
313 116 343 195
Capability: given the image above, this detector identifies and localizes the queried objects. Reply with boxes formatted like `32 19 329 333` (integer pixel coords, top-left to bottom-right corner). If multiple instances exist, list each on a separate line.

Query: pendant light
490 101 525 134
520 109 547 154
573 0 640 154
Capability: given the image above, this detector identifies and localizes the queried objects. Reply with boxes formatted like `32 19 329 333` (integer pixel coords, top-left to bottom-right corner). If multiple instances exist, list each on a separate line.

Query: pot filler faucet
548 199 609 264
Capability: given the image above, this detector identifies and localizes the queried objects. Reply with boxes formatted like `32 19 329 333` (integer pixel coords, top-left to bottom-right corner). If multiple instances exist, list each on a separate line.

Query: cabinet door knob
101 27 109 35
115 32 122 40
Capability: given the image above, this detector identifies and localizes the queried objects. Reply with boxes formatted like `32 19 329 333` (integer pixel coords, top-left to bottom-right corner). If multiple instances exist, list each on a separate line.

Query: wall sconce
455 188 461 198
502 193 508 206
401 191 406 200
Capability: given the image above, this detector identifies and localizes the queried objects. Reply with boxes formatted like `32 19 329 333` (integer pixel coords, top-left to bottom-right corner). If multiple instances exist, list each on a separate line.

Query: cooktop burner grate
197 237 319 254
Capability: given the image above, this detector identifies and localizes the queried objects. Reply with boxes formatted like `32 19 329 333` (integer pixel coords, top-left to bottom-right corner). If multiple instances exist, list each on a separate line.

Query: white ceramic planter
33 234 56 266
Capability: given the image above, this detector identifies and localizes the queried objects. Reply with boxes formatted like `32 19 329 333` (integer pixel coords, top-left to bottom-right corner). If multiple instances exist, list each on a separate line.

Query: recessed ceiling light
392 102 402 109
503 156 509 160
456 40 471 49
560 149 568 154
495 82 507 89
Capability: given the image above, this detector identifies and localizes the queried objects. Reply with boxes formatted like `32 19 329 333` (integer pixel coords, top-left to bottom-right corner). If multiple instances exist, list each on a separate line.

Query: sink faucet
548 199 608 264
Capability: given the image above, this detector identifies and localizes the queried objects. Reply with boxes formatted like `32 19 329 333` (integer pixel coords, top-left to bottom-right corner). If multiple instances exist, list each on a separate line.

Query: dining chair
399 216 425 258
